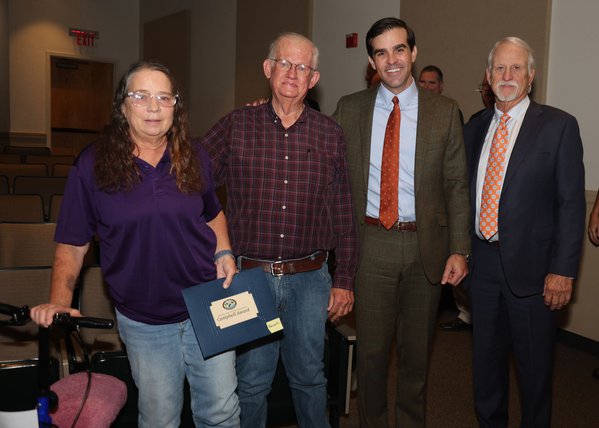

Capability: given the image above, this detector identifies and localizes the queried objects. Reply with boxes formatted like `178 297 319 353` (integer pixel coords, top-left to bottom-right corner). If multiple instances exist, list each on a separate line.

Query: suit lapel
359 89 377 191
502 102 543 192
469 111 493 209
414 89 431 194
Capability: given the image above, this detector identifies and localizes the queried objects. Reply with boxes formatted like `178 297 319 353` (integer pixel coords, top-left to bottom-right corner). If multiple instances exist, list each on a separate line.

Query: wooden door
50 57 114 156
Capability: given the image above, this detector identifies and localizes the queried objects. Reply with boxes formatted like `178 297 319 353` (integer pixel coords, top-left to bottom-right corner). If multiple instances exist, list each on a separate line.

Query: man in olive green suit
333 18 470 428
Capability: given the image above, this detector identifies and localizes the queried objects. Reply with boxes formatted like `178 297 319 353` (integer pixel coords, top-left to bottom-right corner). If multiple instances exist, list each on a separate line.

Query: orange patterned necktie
379 96 400 230
480 113 510 240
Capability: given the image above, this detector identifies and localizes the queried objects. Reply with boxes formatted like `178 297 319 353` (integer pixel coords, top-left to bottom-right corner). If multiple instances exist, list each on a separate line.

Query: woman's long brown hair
94 61 203 194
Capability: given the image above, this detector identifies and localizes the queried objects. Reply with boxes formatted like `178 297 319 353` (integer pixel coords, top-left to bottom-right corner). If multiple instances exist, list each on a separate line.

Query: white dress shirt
475 96 530 241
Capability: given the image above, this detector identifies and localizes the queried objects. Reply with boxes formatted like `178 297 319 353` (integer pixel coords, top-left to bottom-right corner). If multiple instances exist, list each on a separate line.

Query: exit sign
69 28 99 47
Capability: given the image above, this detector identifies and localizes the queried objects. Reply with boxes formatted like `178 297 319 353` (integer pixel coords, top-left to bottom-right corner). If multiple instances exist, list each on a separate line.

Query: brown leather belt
365 216 417 232
238 251 328 277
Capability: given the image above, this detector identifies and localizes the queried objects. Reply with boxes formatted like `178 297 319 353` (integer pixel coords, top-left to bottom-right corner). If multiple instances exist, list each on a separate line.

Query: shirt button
285 156 289 160
284 180 288 184
284 133 289 137
280 234 284 238
282 205 286 210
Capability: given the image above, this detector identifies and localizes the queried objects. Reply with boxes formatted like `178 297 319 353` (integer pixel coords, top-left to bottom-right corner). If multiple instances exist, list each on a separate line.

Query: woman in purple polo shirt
31 61 240 428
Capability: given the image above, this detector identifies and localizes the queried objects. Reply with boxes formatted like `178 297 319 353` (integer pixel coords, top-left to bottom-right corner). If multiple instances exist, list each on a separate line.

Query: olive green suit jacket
333 86 470 284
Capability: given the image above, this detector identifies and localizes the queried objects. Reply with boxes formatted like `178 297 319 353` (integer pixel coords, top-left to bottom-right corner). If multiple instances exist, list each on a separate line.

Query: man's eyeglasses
127 91 178 108
269 58 315 76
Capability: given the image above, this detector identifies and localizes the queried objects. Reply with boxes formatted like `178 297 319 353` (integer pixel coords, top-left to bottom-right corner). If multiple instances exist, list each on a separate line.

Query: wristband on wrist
214 249 235 262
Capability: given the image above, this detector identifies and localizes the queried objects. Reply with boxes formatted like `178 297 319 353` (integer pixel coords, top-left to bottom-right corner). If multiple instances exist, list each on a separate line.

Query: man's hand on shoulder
246 98 269 107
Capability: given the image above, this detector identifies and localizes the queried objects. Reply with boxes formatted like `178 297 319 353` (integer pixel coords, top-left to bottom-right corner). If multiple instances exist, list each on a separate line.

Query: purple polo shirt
56 141 222 324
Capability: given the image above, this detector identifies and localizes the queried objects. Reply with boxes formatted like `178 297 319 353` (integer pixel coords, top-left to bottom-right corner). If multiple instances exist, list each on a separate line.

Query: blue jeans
236 263 331 428
116 311 240 428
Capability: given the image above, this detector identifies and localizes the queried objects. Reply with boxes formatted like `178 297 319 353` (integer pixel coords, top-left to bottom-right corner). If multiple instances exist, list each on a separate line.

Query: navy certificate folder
182 267 283 358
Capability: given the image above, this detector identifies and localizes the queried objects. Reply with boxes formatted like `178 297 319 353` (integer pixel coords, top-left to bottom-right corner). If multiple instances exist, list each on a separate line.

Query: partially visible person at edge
333 17 470 427
588 190 599 247
464 37 585 427
202 32 359 428
30 61 240 428
587 189 599 381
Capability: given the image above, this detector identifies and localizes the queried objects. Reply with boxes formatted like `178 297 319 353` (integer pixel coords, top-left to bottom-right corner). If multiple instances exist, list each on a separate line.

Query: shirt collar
267 99 309 124
377 78 418 109
133 144 171 168
494 96 530 122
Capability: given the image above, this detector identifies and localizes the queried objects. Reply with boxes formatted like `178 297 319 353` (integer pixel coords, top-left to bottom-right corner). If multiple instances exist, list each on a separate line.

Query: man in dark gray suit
464 37 585 427
333 17 470 427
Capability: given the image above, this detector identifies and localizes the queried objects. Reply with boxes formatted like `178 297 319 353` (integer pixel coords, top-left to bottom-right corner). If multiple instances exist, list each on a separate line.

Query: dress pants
470 238 556 428
355 225 441 428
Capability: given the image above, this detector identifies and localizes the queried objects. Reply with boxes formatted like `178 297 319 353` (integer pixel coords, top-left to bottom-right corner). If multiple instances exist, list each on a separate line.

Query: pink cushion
51 372 127 428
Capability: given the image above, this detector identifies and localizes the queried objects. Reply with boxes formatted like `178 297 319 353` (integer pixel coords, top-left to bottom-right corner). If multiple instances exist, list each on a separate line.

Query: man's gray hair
268 32 320 69
487 36 536 74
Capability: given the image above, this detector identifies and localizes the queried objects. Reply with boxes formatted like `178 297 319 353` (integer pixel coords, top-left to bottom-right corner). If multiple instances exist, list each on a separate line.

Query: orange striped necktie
379 96 400 230
479 113 510 240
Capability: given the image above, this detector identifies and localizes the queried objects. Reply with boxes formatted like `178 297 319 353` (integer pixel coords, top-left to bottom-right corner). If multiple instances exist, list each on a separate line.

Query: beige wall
312 0 551 119
7 0 236 140
312 0 400 115
140 0 237 136
558 192 599 342
547 0 599 340
401 0 551 120
8 0 139 144
143 10 191 106
234 0 311 107
547 0 599 190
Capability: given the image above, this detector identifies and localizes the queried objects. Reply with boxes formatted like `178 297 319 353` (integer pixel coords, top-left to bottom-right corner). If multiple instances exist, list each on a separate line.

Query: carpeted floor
424 310 599 427
277 292 599 427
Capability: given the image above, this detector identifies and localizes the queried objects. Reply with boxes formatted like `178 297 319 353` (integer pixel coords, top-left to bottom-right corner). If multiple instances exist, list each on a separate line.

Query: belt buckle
270 261 284 277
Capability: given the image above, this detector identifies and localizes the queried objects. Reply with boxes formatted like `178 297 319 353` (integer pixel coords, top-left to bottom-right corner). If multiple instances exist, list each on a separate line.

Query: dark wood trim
51 127 100 134
7 132 47 147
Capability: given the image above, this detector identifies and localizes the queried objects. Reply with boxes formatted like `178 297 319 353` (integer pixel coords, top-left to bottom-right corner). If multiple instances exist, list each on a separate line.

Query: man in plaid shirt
202 32 359 428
